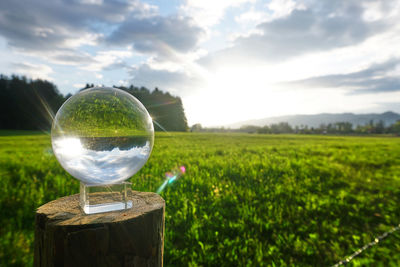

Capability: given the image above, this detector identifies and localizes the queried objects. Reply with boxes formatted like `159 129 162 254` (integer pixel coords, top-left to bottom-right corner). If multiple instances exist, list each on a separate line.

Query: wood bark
34 192 165 267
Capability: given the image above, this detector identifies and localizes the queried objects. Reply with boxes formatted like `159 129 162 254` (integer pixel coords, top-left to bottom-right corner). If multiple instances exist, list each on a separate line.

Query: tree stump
34 192 165 267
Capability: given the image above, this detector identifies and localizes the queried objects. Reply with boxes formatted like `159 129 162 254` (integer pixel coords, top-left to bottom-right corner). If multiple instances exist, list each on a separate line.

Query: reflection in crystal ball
51 87 154 185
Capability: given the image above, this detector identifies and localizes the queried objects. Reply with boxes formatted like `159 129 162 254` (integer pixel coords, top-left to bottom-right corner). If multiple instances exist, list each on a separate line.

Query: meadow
1 131 400 266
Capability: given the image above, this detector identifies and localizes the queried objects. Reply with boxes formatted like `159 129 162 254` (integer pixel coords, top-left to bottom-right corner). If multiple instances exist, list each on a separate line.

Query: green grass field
1 132 400 266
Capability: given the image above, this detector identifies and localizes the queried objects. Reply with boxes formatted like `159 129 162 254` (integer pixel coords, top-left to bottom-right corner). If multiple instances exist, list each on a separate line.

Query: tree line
0 75 188 131
191 120 400 135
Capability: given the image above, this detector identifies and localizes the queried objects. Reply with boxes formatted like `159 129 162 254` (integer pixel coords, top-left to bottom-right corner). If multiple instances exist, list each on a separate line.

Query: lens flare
156 166 186 194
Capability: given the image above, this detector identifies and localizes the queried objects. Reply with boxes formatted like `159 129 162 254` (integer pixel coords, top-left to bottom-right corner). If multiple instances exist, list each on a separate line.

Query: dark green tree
115 85 188 132
0 75 189 132
0 75 65 130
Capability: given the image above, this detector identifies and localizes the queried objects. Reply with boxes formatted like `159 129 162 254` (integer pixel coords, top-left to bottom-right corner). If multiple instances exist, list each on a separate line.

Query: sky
1 0 400 126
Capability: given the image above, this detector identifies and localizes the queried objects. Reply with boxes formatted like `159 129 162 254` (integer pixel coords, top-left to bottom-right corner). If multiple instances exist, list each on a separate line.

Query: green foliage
1 132 400 266
114 86 189 132
0 75 188 132
0 75 65 130
54 88 150 137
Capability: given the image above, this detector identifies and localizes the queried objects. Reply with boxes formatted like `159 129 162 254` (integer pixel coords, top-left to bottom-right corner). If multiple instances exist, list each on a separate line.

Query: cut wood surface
34 191 165 267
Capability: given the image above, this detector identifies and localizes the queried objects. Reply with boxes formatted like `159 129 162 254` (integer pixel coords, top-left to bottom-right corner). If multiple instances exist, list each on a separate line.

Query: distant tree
191 123 202 132
330 122 353 134
0 75 65 130
65 93 72 100
270 122 293 134
84 83 94 89
257 125 271 134
374 120 385 134
388 120 400 135
240 125 259 134
0 75 189 132
195 119 400 136
115 85 188 131
342 122 353 133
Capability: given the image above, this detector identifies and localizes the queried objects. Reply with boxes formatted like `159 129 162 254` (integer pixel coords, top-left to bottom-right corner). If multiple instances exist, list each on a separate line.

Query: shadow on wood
34 192 165 267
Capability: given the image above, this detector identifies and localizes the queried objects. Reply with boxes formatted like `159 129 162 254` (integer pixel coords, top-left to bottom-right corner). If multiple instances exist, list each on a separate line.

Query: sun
184 65 300 126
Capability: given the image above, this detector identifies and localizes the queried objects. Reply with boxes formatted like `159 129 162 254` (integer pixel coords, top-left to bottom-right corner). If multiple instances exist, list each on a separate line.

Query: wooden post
34 192 165 267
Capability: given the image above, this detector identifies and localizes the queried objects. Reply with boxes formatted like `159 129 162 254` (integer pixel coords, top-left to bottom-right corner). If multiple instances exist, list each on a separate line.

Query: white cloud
0 0 156 67
62 32 102 48
129 63 205 95
83 49 133 72
73 83 86 89
146 48 207 72
266 0 306 19
78 0 103 5
200 0 399 68
118 79 129 86
11 62 53 80
235 0 306 26
17 50 96 66
362 1 400 22
1 0 400 126
106 15 204 60
180 0 255 28
235 8 269 25
279 58 400 94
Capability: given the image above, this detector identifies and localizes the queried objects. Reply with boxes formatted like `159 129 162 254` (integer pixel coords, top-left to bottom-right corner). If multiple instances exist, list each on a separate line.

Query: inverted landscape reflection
52 136 151 185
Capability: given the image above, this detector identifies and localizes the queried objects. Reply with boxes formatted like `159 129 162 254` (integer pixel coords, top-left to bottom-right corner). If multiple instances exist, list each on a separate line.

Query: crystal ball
51 87 154 185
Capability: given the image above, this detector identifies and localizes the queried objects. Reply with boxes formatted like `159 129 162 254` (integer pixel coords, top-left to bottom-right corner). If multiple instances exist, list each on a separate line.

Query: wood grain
34 192 165 267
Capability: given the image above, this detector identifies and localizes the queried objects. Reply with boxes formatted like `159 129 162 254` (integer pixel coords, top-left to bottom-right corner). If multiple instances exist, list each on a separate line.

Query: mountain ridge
226 111 400 129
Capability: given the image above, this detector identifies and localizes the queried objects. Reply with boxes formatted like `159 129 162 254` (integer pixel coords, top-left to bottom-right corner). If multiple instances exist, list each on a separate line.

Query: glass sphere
51 87 154 185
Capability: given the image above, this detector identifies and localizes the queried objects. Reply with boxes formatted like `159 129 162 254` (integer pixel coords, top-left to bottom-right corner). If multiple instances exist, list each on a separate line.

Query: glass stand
80 182 133 214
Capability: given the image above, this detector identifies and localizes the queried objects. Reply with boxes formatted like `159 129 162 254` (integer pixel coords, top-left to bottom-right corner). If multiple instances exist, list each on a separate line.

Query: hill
227 112 400 129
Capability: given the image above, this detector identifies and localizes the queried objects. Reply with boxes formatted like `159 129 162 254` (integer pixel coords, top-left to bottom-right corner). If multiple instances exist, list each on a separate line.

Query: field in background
1 132 400 266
